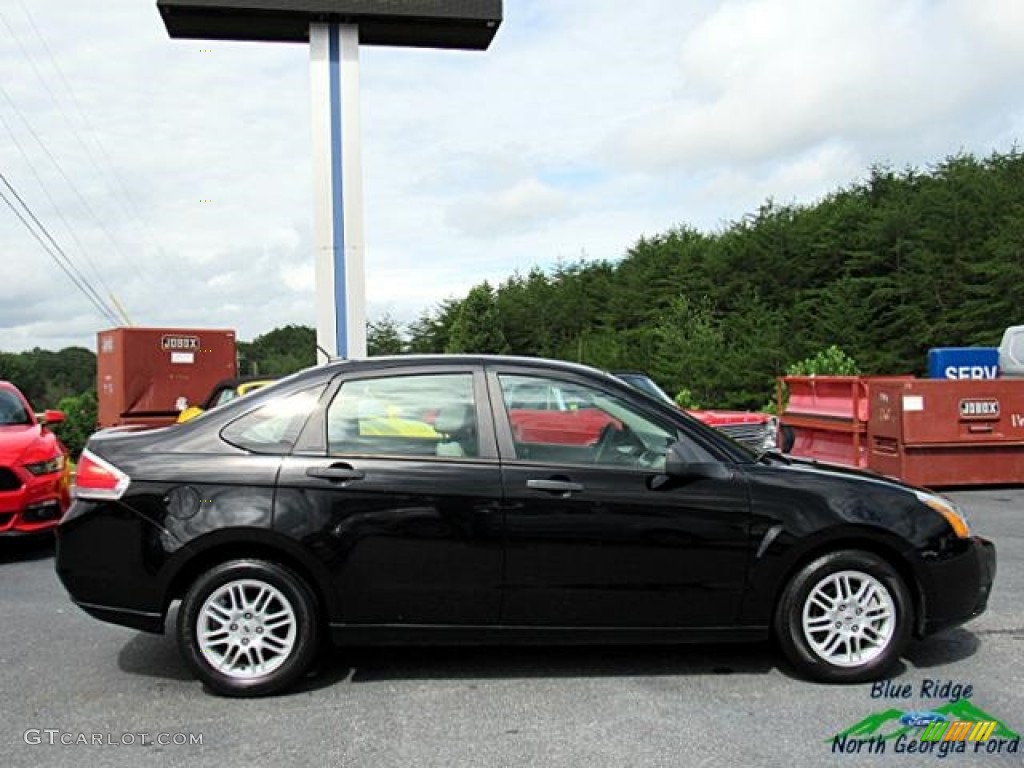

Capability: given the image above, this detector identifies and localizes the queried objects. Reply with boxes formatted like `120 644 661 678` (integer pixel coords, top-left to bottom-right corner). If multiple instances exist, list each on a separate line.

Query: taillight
74 449 130 501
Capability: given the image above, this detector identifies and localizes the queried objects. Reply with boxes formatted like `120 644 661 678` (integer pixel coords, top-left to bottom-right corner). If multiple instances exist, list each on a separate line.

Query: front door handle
306 464 365 482
527 478 584 495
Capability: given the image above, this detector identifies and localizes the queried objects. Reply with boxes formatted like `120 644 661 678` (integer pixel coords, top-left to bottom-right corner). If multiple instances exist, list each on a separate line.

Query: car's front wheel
177 559 319 696
774 550 912 683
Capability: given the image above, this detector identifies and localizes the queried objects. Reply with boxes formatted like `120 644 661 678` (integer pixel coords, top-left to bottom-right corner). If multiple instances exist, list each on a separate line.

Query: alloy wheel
196 579 298 680
800 569 896 668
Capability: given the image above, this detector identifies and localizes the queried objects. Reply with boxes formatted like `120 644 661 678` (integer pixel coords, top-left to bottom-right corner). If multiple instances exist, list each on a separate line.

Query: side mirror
38 410 65 425
664 440 732 480
780 424 796 453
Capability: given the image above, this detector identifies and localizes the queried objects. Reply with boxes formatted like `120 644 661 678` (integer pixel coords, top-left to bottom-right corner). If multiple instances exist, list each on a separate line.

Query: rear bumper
55 501 168 633
921 536 996 636
71 599 165 633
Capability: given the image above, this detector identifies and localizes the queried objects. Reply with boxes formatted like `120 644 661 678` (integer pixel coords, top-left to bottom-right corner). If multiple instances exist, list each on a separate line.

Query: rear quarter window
221 386 324 454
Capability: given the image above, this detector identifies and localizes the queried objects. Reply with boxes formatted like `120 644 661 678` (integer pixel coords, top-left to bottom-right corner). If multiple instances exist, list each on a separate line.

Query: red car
504 377 619 445
0 381 70 536
613 372 779 453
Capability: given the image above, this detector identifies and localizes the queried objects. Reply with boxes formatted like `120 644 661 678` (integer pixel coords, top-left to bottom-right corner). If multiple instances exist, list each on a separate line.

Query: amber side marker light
916 491 970 538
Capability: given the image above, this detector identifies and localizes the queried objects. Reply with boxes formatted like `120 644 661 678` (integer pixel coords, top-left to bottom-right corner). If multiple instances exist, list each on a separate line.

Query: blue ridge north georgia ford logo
830 680 1020 759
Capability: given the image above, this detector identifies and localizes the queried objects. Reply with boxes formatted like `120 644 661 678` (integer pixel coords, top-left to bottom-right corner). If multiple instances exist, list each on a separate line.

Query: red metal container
784 376 873 422
97 328 237 428
779 376 911 468
867 379 1024 487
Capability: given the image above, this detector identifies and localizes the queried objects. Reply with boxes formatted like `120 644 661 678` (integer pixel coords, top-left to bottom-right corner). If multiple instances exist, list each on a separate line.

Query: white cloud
0 0 1023 353
611 0 1024 175
446 177 571 237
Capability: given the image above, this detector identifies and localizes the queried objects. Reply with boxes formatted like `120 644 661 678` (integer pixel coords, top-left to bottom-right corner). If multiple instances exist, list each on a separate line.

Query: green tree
648 296 729 407
787 346 861 376
0 347 96 408
367 314 405 356
53 390 98 459
406 299 461 353
242 324 316 375
771 345 863 414
446 283 509 354
442 148 1024 407
0 352 44 404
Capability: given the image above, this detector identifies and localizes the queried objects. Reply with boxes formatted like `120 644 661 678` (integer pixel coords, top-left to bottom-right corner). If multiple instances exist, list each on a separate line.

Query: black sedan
56 356 995 696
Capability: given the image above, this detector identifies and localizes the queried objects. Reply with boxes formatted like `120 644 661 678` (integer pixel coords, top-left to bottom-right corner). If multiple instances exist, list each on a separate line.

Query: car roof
0 380 29 399
210 376 277 390
315 354 611 378
264 354 639 406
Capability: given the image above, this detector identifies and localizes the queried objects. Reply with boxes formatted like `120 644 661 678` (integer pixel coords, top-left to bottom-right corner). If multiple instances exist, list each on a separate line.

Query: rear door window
327 373 478 458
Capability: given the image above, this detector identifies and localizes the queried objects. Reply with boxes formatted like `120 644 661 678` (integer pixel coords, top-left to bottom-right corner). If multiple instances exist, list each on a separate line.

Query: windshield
613 372 677 406
0 390 32 426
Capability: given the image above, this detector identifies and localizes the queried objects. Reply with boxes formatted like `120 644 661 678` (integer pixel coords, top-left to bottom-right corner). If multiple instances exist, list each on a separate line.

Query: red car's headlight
24 455 65 476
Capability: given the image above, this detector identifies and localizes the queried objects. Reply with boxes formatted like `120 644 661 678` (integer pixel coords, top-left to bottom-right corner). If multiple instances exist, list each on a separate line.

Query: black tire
774 550 913 683
177 559 320 697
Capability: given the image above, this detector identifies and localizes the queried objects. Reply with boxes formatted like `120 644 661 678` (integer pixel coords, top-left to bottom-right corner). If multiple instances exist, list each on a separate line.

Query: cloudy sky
2 0 1023 352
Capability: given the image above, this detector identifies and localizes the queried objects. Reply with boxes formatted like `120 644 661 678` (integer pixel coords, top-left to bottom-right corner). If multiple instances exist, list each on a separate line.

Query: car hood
0 424 47 464
765 452 920 493
689 409 770 426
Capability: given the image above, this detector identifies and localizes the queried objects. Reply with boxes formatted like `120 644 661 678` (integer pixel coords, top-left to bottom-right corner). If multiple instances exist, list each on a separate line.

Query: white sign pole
310 23 367 362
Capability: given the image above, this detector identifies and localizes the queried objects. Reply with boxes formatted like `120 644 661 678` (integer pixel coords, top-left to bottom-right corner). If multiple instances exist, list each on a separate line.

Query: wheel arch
762 531 927 638
160 529 339 625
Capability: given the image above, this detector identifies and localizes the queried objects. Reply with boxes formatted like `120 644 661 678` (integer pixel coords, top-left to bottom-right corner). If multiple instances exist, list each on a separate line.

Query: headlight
915 490 970 538
762 416 779 452
24 455 65 476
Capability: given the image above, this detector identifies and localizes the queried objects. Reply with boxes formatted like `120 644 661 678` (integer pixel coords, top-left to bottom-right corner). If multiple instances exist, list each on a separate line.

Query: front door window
497 374 680 470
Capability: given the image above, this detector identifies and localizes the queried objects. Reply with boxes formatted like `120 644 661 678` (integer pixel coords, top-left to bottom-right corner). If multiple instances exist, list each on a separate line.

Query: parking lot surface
2 488 1021 768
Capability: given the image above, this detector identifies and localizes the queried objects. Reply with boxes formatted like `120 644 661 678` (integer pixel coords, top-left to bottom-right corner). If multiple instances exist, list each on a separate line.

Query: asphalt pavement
1 488 1021 768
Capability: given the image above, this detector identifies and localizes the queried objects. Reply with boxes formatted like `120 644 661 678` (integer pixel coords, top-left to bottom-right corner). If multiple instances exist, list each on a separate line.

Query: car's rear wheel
177 559 319 696
774 550 912 683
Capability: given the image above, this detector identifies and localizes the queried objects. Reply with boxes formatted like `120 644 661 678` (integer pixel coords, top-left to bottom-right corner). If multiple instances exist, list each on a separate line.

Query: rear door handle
527 479 584 495
306 464 365 482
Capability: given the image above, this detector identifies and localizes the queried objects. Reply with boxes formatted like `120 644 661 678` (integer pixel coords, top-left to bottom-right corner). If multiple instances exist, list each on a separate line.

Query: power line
0 187 120 325
0 82 143 297
0 172 120 325
0 9 130 299
0 110 131 328
0 108 122 310
0 172 120 326
12 1 158 254
0 79 147 295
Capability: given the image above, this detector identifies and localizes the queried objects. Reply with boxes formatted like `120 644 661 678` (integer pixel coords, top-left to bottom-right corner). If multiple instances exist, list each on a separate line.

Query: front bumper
921 536 996 636
0 469 68 536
